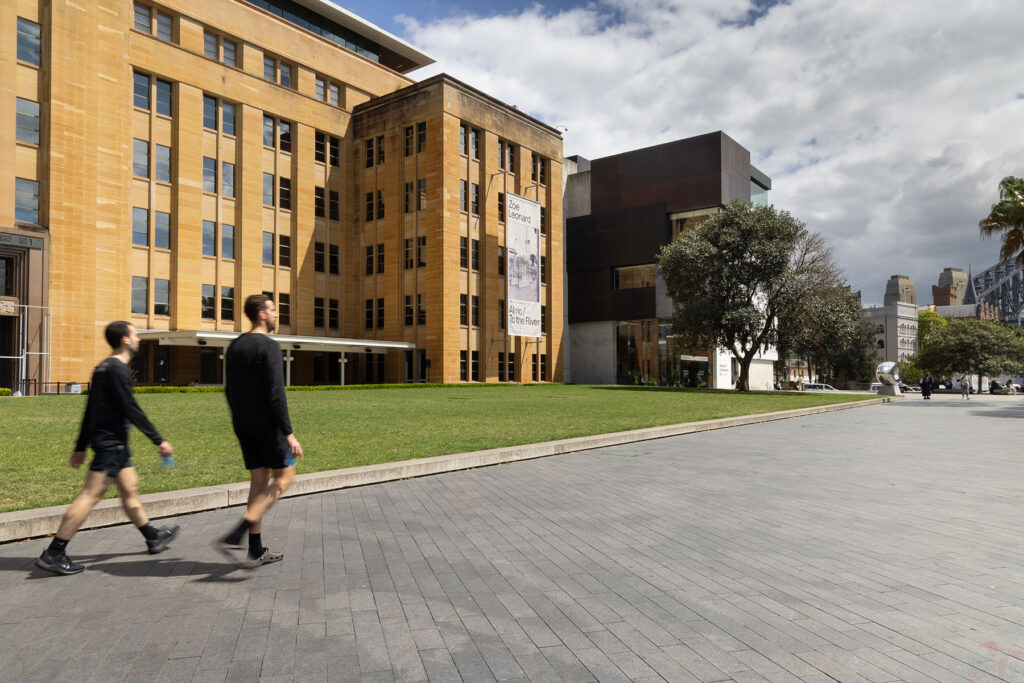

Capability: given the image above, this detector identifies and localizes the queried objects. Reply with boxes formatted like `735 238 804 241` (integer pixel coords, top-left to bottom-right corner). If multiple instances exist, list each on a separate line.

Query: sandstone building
1 0 563 390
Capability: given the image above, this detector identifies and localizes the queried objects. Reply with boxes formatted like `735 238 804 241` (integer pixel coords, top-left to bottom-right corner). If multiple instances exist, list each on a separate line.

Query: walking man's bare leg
217 467 294 567
115 467 181 554
55 471 111 540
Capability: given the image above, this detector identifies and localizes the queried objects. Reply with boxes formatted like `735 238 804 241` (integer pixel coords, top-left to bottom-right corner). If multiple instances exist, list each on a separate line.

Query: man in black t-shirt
36 321 180 576
214 294 303 568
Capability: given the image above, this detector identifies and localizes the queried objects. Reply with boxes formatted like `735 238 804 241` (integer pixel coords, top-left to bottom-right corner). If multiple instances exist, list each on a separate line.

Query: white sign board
506 193 541 337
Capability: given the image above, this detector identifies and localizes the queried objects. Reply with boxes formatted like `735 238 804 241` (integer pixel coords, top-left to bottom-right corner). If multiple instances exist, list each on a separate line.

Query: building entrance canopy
138 330 415 354
137 330 416 386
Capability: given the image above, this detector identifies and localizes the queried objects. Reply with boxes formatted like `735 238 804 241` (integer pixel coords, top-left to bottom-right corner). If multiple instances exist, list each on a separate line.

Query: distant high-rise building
883 275 917 306
932 267 968 306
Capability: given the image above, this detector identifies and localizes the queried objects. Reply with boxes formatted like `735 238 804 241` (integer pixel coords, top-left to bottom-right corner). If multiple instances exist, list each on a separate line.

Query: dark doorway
200 347 219 383
155 346 170 383
328 352 340 384
0 317 13 390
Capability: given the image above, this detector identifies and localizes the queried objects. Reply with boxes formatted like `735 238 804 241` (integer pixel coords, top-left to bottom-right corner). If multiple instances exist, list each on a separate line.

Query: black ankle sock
48 537 69 554
224 519 252 546
138 523 160 541
248 533 264 559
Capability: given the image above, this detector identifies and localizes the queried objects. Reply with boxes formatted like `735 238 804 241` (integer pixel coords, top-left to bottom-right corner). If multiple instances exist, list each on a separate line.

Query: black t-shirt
225 332 292 437
75 357 163 452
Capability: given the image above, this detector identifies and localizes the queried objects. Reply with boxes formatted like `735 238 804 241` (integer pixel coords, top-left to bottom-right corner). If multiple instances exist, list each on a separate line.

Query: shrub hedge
131 382 561 394
0 387 10 397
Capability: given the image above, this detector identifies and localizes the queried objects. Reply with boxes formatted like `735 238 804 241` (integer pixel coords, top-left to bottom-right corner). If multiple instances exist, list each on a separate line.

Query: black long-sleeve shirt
224 332 292 436
75 357 163 452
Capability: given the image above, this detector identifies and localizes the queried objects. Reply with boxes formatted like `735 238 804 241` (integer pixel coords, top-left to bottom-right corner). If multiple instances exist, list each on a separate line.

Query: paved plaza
3 394 1024 681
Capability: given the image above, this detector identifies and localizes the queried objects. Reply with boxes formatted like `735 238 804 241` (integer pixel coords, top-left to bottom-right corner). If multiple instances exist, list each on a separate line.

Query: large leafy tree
658 201 840 391
779 280 867 387
917 310 948 347
979 176 1024 265
916 319 1024 392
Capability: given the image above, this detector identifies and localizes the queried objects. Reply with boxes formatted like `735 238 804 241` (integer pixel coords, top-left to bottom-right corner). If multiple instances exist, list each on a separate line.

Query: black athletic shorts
236 429 289 470
89 444 132 477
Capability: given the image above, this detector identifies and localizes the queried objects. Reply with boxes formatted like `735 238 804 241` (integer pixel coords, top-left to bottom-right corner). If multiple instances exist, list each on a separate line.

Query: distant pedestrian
961 374 970 400
920 375 932 400
36 321 180 575
214 295 303 568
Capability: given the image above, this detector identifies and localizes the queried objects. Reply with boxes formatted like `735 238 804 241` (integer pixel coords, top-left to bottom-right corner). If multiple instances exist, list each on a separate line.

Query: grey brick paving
5 395 1024 680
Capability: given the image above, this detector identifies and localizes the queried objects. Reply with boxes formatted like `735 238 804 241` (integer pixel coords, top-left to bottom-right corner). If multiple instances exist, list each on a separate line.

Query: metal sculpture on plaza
876 361 901 396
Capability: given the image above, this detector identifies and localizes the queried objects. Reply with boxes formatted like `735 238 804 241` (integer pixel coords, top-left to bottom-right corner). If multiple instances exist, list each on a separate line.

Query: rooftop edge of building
254 0 435 74
566 131 772 189
352 73 566 138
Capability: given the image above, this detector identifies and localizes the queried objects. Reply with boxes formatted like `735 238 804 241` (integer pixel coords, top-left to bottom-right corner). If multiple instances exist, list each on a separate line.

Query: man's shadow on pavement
2 552 250 582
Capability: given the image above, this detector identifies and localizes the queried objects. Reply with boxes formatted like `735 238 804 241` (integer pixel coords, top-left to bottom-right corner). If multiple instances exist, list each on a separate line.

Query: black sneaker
36 549 84 575
146 524 181 555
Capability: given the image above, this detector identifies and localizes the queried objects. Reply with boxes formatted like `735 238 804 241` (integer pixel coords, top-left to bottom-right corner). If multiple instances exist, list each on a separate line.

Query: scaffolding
0 303 51 395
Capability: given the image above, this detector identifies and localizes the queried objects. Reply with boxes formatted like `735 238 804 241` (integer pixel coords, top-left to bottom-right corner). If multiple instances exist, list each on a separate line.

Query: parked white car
802 383 837 391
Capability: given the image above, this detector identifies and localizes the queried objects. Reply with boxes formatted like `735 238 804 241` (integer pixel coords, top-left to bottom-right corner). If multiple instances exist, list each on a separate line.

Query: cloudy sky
337 0 1024 305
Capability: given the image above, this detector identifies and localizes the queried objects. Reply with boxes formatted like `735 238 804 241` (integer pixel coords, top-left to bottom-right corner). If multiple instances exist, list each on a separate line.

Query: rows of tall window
203 95 236 136
315 76 342 108
364 298 385 330
263 53 294 88
314 188 340 220
403 295 427 326
403 237 427 269
15 17 42 225
134 2 174 43
262 174 292 210
312 297 339 329
457 351 552 382
131 276 171 316
365 244 385 275
313 242 340 274
199 285 237 321
466 350 550 382
202 221 235 258
403 122 427 156
204 29 237 66
132 208 172 249
132 139 173 183
403 180 427 213
315 132 341 166
261 232 292 268
139 0 355 113
134 72 173 116
365 136 385 167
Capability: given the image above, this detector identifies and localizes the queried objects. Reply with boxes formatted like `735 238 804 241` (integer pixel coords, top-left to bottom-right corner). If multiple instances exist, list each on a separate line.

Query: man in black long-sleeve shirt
36 321 180 575
215 294 303 568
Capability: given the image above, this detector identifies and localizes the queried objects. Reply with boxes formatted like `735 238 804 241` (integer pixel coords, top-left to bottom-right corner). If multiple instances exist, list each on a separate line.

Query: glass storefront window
616 319 711 387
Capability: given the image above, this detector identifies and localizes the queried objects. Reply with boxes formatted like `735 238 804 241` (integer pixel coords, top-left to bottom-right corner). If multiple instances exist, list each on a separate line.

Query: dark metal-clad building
564 131 773 387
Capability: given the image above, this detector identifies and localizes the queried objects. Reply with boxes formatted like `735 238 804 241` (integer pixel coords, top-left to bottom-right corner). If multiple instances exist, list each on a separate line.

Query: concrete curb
0 397 888 544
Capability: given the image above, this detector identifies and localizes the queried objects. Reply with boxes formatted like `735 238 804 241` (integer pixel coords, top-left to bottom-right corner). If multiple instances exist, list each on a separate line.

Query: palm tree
979 176 1024 265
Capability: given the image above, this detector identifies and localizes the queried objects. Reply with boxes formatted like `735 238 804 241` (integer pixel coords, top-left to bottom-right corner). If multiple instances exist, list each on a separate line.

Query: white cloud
401 0 1024 305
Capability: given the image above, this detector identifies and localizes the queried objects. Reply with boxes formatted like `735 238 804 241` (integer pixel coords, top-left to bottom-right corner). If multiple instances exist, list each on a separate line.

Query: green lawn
0 385 871 513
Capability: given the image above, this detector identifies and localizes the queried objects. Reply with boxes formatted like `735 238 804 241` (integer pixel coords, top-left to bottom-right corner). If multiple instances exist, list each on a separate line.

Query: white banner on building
506 193 542 337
